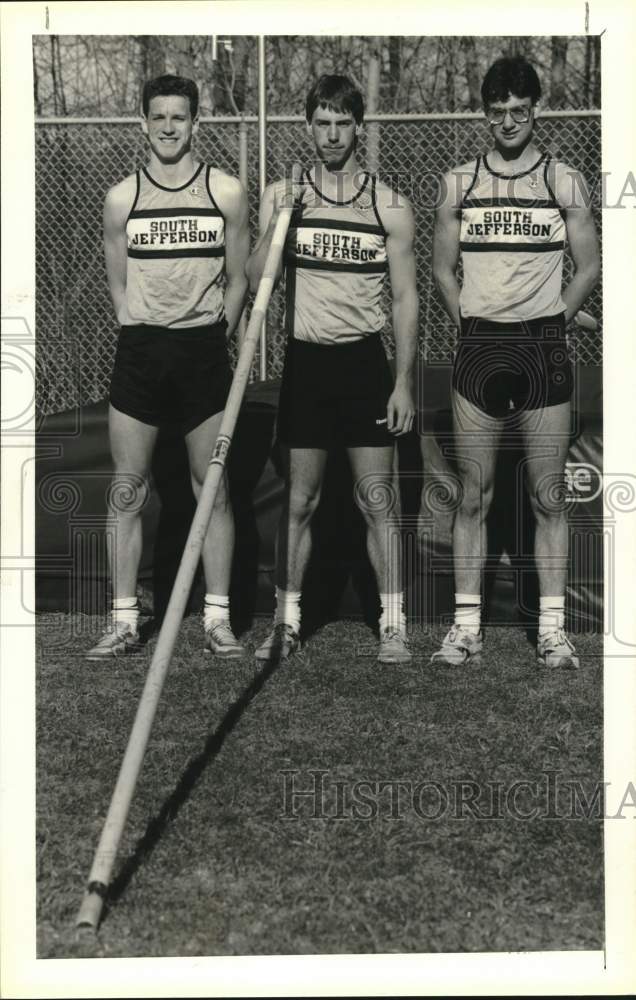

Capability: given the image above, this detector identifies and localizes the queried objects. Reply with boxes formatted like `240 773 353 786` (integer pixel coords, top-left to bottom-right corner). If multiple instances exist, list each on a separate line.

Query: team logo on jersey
355 192 374 211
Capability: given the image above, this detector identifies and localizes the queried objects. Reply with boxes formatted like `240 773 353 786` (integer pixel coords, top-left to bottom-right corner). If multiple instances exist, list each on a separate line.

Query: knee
458 476 494 521
287 484 321 524
354 477 399 529
530 473 567 521
109 470 150 517
191 471 230 511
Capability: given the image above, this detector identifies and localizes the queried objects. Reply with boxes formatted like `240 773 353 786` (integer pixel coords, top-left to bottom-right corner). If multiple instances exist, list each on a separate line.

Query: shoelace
542 629 574 651
381 629 408 643
207 621 236 640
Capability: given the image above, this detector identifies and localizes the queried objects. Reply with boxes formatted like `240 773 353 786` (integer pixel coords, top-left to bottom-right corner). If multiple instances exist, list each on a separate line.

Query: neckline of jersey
306 168 371 206
483 152 546 180
142 162 204 192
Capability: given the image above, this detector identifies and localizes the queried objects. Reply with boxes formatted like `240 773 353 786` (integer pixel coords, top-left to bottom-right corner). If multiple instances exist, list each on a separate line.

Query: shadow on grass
100 652 283 923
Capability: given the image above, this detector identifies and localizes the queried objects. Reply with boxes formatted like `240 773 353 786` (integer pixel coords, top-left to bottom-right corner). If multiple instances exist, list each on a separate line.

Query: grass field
36 613 603 958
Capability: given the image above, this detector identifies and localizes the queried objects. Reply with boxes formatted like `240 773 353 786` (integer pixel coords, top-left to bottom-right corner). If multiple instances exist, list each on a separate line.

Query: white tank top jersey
284 169 388 345
459 153 566 322
124 163 225 329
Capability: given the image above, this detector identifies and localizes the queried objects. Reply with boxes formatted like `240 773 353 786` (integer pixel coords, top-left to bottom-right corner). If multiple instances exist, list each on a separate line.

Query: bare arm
432 169 463 328
246 171 304 293
103 177 135 324
378 185 419 436
555 164 601 322
212 172 249 339
245 184 280 292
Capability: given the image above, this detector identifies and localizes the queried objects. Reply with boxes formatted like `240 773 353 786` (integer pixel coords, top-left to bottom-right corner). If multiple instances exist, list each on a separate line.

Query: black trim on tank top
286 255 388 274
292 218 384 236
462 156 481 204
142 162 204 192
542 155 563 210
127 246 226 260
462 196 559 210
129 207 223 220
483 152 546 179
127 171 141 222
460 240 565 253
542 157 566 218
205 165 225 218
371 175 387 234
308 168 371 206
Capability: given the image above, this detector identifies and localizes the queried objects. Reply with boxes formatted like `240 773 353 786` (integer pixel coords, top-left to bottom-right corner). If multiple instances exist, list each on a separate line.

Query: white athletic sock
538 597 565 636
455 593 481 634
274 588 301 633
112 596 139 633
379 592 406 633
204 594 230 629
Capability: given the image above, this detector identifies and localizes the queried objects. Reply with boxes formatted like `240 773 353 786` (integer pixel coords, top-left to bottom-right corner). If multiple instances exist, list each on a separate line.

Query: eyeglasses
487 106 533 125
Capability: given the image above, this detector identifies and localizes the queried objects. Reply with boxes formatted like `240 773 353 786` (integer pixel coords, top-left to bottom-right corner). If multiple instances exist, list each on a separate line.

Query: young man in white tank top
86 75 249 660
247 75 419 664
432 56 600 669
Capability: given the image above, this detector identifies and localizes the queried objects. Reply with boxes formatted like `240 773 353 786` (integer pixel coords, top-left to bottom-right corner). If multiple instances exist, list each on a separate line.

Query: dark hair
305 74 364 125
481 56 542 107
142 74 199 119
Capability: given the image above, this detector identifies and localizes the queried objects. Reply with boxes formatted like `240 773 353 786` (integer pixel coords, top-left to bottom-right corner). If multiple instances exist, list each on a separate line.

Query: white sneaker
430 626 483 666
85 622 141 660
255 623 300 662
537 629 579 670
378 627 412 664
204 621 246 659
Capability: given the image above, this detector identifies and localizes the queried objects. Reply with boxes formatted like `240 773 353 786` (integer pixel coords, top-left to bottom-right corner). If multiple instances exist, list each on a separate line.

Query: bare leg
185 410 234 596
347 445 398 594
516 401 571 598
451 389 504 595
275 447 329 591
107 405 158 599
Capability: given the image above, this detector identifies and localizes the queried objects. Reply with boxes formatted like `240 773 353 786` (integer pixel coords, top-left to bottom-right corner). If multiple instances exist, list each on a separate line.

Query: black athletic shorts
277 335 395 449
109 320 232 433
452 311 573 418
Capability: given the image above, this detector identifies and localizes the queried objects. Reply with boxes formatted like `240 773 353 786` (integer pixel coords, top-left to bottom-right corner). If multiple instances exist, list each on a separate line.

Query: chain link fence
35 112 601 417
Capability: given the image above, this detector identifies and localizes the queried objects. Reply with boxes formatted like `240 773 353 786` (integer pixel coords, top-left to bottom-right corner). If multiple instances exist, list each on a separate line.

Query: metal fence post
258 36 268 381
238 119 249 351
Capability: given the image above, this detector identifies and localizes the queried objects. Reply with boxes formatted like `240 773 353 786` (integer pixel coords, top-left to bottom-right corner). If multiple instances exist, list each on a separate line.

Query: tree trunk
592 36 601 107
33 45 41 116
461 36 481 110
445 38 456 112
388 36 401 106
229 35 250 113
550 36 568 109
365 36 382 173
138 35 166 80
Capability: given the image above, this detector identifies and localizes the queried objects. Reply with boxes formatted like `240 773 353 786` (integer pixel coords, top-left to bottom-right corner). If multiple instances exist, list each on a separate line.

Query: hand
386 383 415 436
572 309 598 332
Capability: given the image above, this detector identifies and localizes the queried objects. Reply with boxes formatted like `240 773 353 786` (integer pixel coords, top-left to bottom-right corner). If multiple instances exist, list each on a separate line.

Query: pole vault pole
76 195 296 932
257 35 268 381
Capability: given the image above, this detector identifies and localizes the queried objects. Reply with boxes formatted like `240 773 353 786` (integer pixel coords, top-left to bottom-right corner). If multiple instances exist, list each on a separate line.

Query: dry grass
36 613 603 958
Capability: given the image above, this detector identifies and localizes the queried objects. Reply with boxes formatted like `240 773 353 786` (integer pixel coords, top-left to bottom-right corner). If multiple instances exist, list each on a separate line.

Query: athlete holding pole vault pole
76 164 300 933
86 73 249 662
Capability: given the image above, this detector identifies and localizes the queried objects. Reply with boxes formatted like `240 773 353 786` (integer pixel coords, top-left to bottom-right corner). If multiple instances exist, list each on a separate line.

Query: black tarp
36 366 602 631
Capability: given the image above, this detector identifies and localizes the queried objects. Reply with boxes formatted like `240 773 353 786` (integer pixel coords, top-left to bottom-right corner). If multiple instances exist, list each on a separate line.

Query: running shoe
255 623 300 662
204 621 246 659
536 629 579 670
378 627 412 664
85 622 141 660
430 626 483 666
